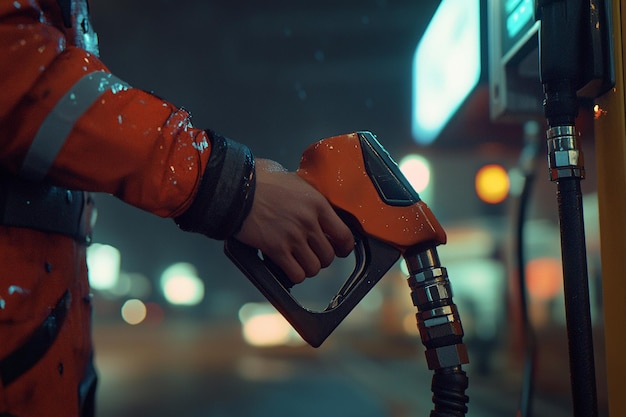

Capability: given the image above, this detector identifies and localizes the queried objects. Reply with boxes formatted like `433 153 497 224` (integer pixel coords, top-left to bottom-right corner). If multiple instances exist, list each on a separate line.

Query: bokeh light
399 154 431 194
121 299 147 325
87 243 121 291
475 164 510 204
160 263 205 306
526 257 563 301
238 302 305 347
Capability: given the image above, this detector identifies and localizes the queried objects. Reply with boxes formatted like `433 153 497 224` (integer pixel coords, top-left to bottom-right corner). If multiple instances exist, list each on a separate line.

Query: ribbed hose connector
405 247 469 416
547 125 585 181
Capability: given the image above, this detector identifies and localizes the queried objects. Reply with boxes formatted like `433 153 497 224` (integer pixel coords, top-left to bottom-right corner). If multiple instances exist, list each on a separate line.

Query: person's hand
235 158 354 283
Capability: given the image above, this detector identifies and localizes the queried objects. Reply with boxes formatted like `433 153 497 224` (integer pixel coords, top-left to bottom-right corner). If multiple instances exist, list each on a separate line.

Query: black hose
555 177 598 417
430 367 469 417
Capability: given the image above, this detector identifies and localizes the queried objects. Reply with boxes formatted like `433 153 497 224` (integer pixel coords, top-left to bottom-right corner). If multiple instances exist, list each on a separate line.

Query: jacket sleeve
0 0 255 238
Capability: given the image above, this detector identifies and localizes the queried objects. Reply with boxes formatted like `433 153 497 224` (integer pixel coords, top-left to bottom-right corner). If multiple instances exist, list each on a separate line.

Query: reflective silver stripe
20 71 130 181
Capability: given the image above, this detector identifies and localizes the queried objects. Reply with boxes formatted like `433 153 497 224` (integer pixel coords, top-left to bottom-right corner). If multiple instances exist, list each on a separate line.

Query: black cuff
174 130 255 240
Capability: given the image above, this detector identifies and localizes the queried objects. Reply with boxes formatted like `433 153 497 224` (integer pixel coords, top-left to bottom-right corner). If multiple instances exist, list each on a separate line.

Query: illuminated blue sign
412 0 482 145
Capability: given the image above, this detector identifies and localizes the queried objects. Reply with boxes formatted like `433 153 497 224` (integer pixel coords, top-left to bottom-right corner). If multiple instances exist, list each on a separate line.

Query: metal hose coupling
547 125 585 181
405 247 469 416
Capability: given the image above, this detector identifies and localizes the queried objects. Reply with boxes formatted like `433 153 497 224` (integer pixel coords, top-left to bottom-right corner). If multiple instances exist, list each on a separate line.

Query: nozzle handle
224 234 400 347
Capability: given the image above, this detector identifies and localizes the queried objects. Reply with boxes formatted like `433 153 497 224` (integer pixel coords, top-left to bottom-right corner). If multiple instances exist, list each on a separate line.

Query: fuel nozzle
227 132 470 415
405 247 469 417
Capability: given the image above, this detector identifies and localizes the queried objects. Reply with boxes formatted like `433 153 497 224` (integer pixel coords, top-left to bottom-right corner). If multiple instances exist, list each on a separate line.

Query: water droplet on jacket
8 285 28 295
0 298 5 309
13 1 20 9
118 115 123 124
69 93 76 101
110 82 128 95
37 45 45 53
192 138 209 152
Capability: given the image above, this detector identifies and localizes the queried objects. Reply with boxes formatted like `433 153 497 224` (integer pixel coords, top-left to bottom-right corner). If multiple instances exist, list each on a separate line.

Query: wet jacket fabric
0 0 255 415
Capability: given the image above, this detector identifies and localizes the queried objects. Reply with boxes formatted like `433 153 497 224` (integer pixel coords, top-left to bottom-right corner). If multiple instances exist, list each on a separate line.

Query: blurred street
92 319 608 417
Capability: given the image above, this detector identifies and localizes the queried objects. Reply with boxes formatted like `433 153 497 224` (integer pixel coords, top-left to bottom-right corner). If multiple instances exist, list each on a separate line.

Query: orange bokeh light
526 257 563 301
475 164 510 204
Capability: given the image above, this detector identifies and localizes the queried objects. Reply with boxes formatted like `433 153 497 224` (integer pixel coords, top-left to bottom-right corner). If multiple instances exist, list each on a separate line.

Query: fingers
234 162 354 283
266 239 323 284
269 220 349 283
294 244 323 278
294 210 353 279
307 227 336 269
319 207 355 258
273 255 307 285
273 204 354 282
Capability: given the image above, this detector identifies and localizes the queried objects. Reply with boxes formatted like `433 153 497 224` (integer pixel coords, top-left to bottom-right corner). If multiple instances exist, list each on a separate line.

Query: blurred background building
85 0 607 416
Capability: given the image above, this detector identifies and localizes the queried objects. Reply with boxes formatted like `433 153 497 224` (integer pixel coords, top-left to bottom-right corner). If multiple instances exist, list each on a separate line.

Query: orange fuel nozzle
226 132 469 415
225 132 447 347
297 132 446 252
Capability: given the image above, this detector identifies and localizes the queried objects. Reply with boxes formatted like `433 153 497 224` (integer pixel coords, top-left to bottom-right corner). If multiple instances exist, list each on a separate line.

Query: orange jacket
0 0 255 232
0 1 255 415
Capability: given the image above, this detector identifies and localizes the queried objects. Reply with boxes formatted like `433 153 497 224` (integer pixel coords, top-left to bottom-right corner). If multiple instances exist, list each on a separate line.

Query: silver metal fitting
425 344 470 370
417 304 464 344
546 125 585 180
405 248 469 370
411 278 452 305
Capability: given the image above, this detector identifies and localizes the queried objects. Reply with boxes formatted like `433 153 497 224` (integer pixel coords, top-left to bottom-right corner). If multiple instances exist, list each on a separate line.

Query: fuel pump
536 1 613 416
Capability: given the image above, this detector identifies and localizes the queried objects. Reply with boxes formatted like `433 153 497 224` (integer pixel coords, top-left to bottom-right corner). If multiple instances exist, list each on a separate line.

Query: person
0 1 354 416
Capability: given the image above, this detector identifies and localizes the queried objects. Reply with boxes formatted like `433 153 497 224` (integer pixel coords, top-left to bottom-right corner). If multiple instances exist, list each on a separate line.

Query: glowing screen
412 0 481 145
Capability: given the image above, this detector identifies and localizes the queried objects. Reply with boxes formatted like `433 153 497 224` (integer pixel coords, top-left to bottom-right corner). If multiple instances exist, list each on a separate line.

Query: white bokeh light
160 262 205 306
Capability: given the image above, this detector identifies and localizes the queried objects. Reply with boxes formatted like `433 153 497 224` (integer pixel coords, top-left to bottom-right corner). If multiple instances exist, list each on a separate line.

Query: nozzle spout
405 247 470 416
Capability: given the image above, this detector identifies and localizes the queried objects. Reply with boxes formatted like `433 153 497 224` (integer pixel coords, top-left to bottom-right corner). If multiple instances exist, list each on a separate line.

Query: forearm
0 3 255 233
